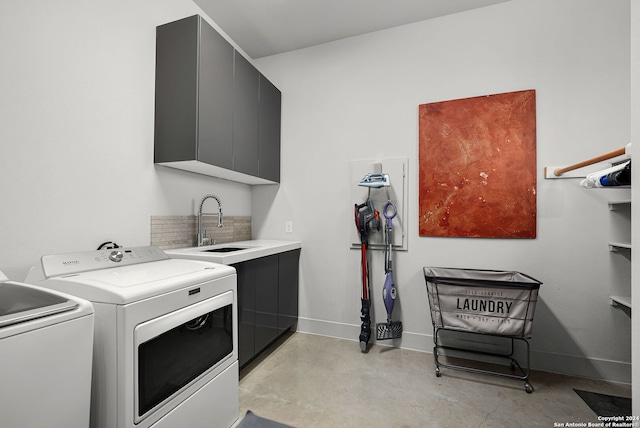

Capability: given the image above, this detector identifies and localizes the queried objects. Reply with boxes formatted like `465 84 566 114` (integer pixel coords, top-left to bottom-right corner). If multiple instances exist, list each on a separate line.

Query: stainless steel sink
201 247 249 253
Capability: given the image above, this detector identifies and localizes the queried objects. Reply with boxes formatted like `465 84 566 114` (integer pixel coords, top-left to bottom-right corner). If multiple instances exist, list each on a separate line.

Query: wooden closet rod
552 147 627 177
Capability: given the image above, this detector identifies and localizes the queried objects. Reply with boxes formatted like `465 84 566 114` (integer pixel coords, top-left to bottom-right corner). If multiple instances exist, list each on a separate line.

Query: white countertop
164 240 302 265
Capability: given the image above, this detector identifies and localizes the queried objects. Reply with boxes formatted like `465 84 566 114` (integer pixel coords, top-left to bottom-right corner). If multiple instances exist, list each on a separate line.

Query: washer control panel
39 246 170 278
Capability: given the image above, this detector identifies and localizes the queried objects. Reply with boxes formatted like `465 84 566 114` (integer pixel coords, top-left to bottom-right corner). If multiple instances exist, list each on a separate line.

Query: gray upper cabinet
198 20 234 170
154 15 281 185
259 75 282 183
232 52 260 177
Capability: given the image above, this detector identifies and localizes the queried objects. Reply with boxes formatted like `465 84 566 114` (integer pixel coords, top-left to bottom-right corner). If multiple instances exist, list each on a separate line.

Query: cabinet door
258 74 281 182
232 52 259 176
198 18 234 170
154 15 199 163
254 255 279 353
233 262 255 368
278 250 300 334
154 16 234 168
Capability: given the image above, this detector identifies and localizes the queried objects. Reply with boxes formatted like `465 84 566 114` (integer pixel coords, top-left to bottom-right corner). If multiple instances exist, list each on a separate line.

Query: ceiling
193 0 511 59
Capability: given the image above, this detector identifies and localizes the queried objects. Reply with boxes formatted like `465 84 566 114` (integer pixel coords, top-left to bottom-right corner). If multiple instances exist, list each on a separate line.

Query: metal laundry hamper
423 267 541 393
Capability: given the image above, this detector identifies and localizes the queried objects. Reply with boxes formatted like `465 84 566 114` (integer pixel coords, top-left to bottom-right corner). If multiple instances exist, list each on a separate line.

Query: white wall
0 0 252 280
254 0 632 382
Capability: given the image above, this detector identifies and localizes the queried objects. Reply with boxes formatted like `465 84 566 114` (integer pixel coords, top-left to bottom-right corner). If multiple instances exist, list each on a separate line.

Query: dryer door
134 290 234 422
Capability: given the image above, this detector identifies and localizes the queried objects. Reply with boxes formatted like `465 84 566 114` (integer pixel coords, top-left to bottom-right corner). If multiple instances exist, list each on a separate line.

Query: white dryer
25 246 239 428
0 269 94 428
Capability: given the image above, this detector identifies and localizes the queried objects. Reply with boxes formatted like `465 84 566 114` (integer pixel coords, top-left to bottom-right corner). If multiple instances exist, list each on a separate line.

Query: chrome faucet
197 194 223 247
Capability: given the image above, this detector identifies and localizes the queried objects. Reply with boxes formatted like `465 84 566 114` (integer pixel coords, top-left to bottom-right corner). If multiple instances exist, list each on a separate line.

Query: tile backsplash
151 215 251 250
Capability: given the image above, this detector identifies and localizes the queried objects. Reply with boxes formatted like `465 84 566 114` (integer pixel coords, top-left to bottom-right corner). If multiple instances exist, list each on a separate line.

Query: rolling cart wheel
524 383 533 393
435 367 441 377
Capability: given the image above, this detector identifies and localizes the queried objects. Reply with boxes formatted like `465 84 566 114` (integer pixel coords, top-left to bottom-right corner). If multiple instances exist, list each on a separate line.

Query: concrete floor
238 332 631 428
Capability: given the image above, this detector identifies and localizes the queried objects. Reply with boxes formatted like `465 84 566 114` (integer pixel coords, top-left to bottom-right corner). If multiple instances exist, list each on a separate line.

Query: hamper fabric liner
423 267 541 338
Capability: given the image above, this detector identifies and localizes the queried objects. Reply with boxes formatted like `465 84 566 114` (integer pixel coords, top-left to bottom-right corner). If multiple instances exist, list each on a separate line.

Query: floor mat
235 410 295 428
574 389 632 417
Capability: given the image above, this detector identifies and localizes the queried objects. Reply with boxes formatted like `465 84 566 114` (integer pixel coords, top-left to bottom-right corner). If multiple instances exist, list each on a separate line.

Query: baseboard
296 317 432 353
296 317 631 384
529 349 631 384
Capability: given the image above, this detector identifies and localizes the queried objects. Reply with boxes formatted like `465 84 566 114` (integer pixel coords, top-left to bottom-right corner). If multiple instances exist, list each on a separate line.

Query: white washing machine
25 246 239 428
0 269 94 428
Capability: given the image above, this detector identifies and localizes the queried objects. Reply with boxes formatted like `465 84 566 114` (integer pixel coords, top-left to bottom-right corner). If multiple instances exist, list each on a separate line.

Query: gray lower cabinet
235 260 256 368
233 249 300 368
254 255 279 353
277 249 299 333
154 15 281 185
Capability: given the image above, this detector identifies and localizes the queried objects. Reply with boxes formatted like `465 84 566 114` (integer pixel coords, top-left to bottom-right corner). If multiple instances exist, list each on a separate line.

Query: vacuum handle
383 201 397 228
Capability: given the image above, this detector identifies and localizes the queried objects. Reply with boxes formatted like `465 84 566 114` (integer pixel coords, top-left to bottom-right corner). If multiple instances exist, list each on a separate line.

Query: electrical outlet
285 221 293 233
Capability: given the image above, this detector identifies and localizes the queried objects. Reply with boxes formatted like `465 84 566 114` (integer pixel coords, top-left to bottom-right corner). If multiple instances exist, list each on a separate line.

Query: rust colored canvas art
418 90 537 238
